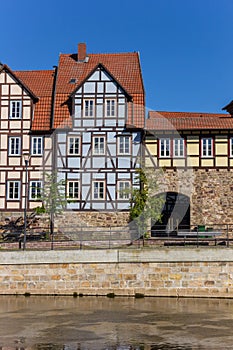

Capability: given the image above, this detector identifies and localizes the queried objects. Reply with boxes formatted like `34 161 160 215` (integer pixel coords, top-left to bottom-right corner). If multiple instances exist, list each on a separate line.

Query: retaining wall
0 248 233 298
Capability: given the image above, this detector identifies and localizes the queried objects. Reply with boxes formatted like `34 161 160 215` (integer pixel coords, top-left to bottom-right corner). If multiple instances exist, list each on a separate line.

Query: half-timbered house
0 64 54 214
145 110 233 232
0 44 145 228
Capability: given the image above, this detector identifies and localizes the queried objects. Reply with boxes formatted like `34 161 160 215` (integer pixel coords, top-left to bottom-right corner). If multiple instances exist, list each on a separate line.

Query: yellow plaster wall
201 159 214 167
215 157 228 167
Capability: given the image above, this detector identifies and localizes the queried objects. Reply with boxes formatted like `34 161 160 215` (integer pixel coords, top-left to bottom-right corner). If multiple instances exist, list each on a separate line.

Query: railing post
227 224 229 248
109 226 111 249
197 226 199 247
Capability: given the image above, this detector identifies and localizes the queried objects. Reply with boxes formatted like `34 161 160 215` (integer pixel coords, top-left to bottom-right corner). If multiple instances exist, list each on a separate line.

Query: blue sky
1 0 233 113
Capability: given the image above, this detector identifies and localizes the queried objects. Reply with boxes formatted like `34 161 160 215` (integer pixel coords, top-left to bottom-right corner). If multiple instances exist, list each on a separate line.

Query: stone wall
55 211 131 230
0 248 233 298
157 168 233 226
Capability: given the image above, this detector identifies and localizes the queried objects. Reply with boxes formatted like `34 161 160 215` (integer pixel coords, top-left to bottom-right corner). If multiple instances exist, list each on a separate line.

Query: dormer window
69 78 77 84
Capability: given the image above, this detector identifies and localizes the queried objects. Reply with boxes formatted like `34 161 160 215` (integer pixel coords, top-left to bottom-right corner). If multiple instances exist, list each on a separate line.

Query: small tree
39 172 66 246
128 168 164 239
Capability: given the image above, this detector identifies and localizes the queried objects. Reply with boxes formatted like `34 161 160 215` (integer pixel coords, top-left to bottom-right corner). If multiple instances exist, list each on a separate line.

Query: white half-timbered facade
55 64 143 211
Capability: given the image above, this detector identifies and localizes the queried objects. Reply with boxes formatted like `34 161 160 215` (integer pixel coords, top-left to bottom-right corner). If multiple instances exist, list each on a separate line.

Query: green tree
128 168 164 239
39 172 66 247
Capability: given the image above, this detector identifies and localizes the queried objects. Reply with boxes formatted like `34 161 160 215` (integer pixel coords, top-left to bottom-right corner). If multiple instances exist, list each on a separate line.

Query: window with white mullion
9 137 21 155
30 181 42 200
68 181 79 199
118 181 130 199
93 136 105 155
68 136 80 155
118 136 130 155
106 99 116 117
7 181 20 200
202 138 213 157
230 138 233 157
10 100 22 119
173 138 184 157
31 137 43 155
84 99 94 117
160 138 170 157
93 181 105 200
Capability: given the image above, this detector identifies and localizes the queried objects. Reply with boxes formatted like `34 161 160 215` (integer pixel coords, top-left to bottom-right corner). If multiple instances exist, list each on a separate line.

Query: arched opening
151 192 190 237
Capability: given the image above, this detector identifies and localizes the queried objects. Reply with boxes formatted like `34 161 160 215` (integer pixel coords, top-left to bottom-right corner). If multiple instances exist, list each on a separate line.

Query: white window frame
93 181 105 200
173 138 184 158
68 136 80 155
29 181 42 200
106 99 116 117
118 135 130 155
93 136 105 155
9 136 21 156
230 138 233 157
10 100 22 119
202 137 213 157
67 181 80 200
31 136 43 155
118 181 130 200
7 181 20 200
84 99 94 117
160 138 170 157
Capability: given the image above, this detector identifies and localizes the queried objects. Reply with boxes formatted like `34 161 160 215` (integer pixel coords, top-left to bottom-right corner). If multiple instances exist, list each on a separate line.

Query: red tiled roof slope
54 52 145 128
15 70 54 131
147 111 233 131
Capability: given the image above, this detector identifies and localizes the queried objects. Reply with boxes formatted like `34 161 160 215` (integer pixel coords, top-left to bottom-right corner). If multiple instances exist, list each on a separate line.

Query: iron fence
0 223 233 250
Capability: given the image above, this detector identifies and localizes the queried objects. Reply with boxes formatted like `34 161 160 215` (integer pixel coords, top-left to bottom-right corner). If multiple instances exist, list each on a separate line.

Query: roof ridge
155 110 228 115
15 69 54 73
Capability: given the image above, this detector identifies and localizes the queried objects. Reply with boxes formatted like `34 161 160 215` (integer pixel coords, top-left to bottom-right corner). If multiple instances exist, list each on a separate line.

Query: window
106 99 116 117
67 181 79 199
31 137 43 155
173 138 184 157
118 181 130 199
9 137 21 155
93 181 105 200
160 138 170 157
84 99 94 117
93 136 105 154
118 136 130 155
68 137 80 155
202 138 213 157
230 138 233 157
10 100 22 119
30 181 42 200
7 181 20 200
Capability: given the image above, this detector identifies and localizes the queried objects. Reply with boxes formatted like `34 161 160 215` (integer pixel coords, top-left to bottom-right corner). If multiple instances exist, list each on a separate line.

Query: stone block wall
157 168 233 227
0 248 233 298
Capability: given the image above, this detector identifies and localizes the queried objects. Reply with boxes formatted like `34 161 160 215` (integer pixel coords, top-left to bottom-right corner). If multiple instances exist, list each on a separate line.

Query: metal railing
0 222 233 250
150 223 233 247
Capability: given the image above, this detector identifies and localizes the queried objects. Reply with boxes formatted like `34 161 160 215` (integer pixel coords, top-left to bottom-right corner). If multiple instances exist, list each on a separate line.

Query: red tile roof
15 70 54 131
146 111 233 131
53 52 145 128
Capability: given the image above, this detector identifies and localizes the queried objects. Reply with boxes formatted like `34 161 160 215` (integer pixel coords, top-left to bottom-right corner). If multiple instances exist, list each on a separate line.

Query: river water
0 296 233 349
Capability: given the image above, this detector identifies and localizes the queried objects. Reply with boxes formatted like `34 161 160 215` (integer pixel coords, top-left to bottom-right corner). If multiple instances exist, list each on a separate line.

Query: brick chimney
78 43 87 61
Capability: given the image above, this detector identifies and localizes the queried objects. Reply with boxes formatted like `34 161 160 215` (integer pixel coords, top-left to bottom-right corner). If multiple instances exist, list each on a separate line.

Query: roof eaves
2 64 39 102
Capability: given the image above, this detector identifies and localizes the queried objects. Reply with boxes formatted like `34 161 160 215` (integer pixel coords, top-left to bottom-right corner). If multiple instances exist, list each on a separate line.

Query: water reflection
0 296 233 349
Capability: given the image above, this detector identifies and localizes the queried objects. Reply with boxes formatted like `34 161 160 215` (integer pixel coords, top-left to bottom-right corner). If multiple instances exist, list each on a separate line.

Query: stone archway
151 192 190 236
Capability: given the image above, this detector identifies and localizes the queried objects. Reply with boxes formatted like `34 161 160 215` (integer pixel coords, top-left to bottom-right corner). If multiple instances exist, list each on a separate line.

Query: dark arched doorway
151 192 190 236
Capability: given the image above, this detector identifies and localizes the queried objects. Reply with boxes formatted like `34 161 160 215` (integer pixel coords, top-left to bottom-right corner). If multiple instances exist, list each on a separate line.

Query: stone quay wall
0 248 233 298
